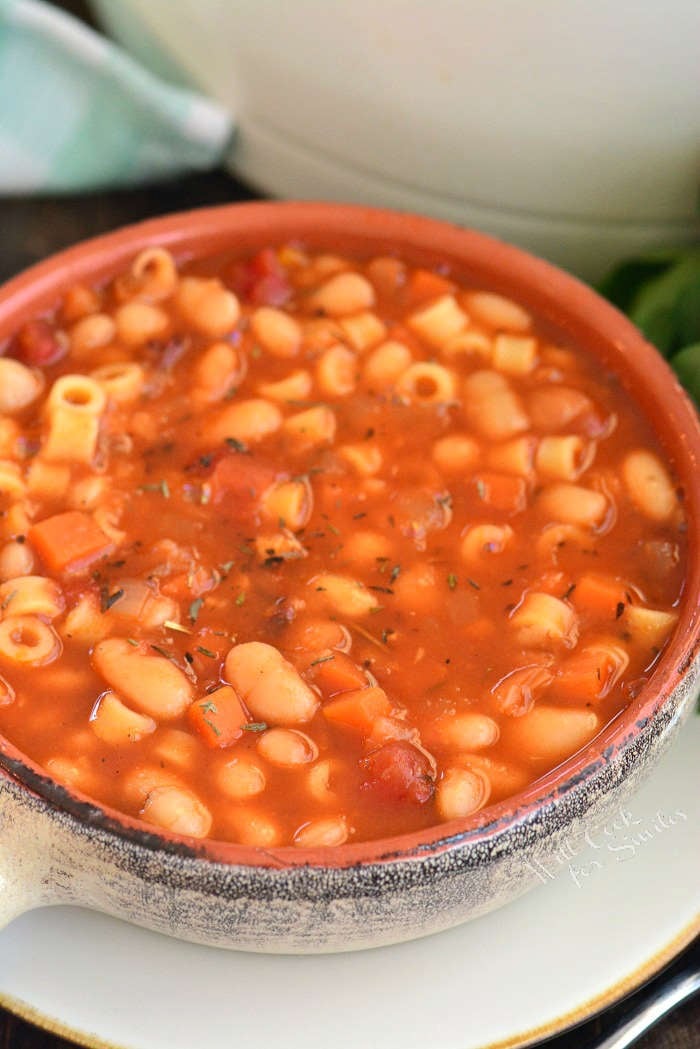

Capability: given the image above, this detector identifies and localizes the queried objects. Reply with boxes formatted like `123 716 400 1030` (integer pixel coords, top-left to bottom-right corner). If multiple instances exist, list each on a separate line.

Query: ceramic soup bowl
0 203 698 953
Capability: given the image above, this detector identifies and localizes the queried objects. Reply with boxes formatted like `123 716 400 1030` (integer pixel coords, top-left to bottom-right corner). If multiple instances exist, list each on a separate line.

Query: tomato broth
0 244 686 847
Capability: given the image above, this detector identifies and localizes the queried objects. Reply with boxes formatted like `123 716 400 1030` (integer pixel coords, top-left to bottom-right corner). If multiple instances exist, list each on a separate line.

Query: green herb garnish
164 620 191 634
100 587 125 613
310 653 335 667
225 437 249 453
0 589 17 611
139 479 170 498
151 644 175 661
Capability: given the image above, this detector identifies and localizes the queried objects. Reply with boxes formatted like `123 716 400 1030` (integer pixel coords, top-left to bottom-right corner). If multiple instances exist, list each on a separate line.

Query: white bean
436 767 490 821
140 785 212 838
622 450 677 521
257 728 318 768
293 815 349 847
0 359 43 412
225 641 319 724
92 638 193 720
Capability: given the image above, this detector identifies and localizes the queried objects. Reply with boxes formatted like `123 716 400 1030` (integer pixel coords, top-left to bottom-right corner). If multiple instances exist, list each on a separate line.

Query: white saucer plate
1 715 698 1049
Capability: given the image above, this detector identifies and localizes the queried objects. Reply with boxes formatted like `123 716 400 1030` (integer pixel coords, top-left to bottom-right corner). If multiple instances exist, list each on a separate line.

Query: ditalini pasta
0 244 687 844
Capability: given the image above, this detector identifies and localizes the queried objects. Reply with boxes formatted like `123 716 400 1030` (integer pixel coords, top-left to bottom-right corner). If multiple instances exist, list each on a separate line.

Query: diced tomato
360 741 435 804
225 248 292 307
208 454 279 524
12 319 66 367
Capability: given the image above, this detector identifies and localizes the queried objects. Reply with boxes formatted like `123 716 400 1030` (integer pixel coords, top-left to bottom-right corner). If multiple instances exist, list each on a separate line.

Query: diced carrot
406 268 456 306
322 686 392 734
309 651 368 696
28 511 115 576
472 472 528 514
562 654 608 704
187 686 249 748
556 643 628 703
555 655 603 703
572 574 629 619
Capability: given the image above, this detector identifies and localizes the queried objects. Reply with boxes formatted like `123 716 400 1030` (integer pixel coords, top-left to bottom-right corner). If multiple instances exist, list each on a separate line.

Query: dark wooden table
1 2 698 1045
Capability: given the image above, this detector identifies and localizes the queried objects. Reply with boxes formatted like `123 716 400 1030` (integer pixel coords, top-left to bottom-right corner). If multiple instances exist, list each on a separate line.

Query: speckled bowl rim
0 201 698 871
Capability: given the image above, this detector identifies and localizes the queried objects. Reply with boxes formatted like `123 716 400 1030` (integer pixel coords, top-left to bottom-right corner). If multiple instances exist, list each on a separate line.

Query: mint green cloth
0 0 234 192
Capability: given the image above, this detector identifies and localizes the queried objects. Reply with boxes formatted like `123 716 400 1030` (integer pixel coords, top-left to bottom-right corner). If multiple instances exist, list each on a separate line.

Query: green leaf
636 305 678 355
676 281 700 348
671 342 700 405
628 254 700 356
597 253 681 313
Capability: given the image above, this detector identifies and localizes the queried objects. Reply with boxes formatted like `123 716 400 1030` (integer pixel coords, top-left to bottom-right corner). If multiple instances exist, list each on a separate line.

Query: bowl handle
0 771 48 930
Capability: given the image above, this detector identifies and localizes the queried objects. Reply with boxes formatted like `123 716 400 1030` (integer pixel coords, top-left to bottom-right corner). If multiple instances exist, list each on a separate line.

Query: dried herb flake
164 619 191 635
310 653 335 667
100 587 125 613
151 644 176 661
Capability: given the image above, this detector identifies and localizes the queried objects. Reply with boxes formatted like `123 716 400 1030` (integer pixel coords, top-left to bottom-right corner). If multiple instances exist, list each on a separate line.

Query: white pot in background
94 0 700 279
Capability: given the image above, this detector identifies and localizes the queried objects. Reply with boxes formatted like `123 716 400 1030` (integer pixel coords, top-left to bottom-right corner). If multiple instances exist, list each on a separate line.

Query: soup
0 244 686 847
